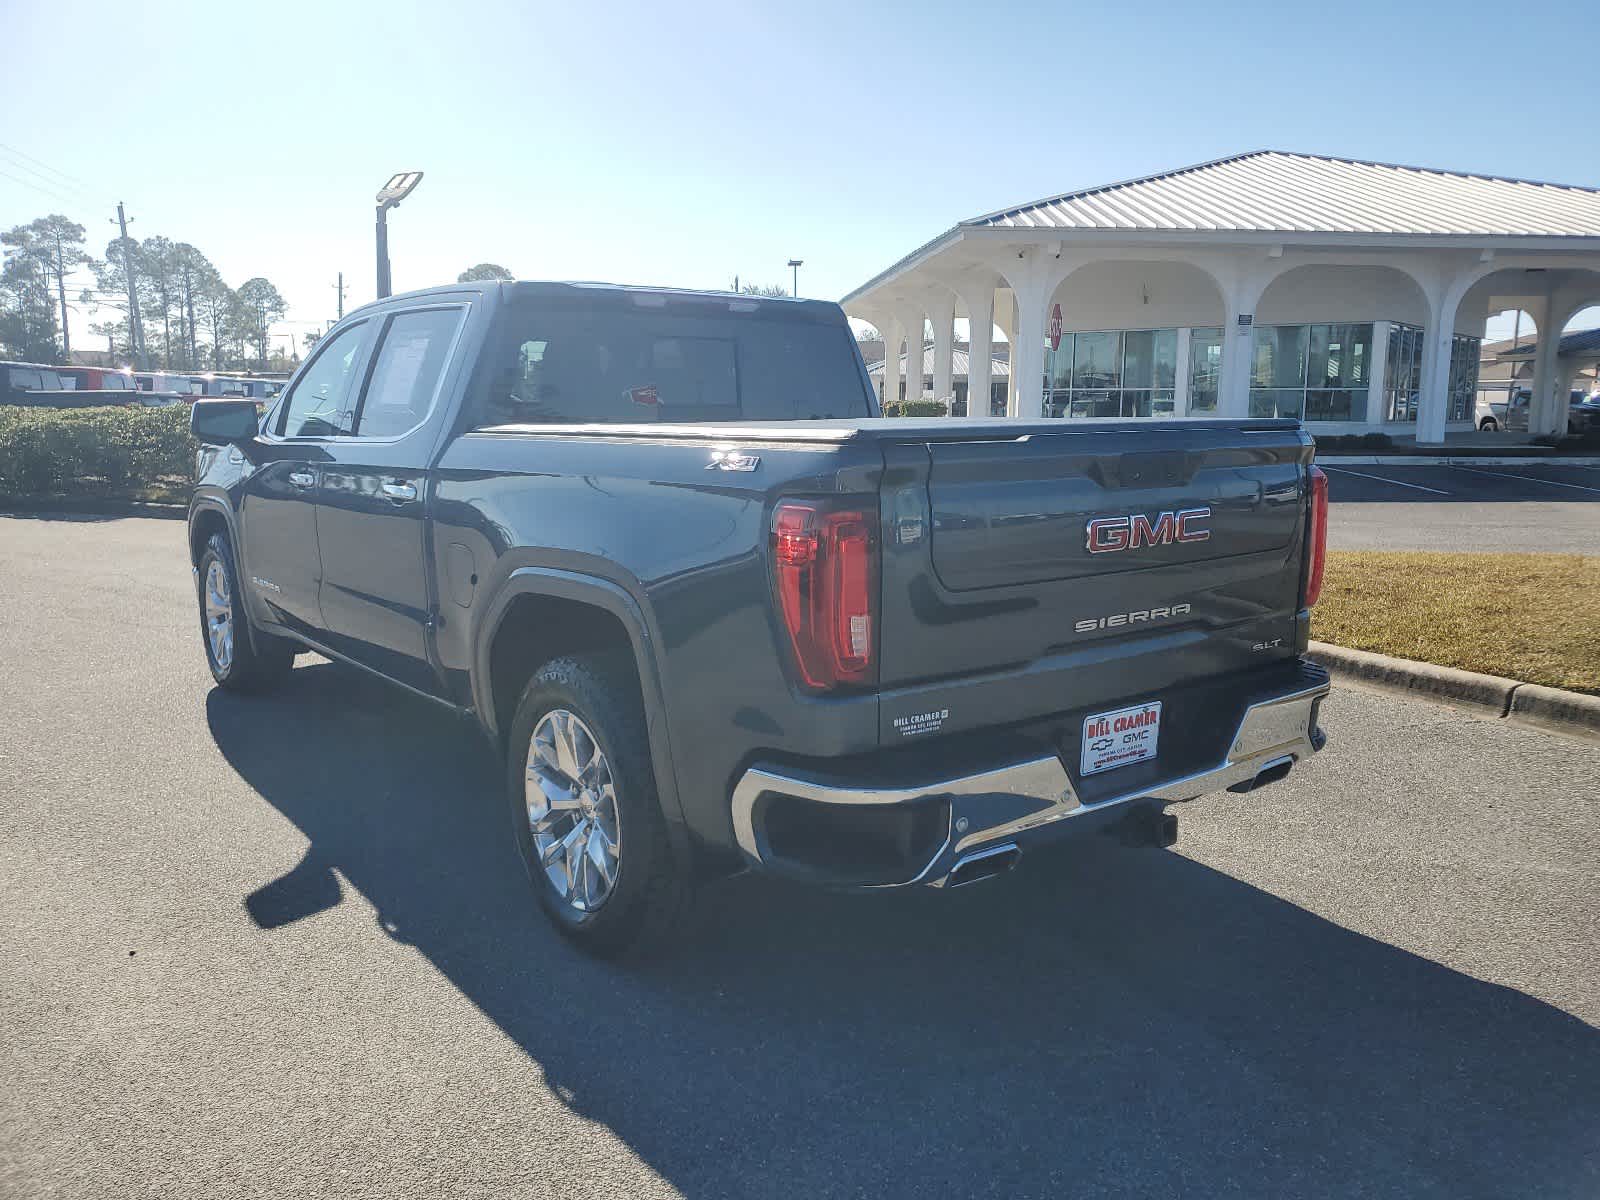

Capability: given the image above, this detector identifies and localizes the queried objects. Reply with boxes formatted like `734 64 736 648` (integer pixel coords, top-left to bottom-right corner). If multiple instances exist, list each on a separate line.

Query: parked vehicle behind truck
187 280 1331 955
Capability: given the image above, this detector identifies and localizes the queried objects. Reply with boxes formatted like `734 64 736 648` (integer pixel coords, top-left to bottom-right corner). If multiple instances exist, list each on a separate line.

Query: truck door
314 303 469 696
237 319 374 639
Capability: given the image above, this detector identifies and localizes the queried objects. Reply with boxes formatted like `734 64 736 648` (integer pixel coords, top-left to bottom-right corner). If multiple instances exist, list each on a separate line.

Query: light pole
375 172 424 299
787 259 803 299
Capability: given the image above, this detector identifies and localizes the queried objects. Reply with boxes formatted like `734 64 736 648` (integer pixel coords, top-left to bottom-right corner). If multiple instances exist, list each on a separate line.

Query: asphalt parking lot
1324 460 1600 553
2 515 1597 1200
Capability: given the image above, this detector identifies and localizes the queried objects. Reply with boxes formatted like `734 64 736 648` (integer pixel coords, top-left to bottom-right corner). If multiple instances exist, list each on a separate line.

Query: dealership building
842 151 1600 442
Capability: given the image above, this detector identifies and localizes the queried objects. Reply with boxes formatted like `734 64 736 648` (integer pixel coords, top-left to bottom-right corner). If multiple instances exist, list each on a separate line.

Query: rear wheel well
189 508 228 565
488 594 642 740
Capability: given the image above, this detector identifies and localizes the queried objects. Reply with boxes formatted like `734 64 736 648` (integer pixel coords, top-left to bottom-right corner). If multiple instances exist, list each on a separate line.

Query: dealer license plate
1081 701 1161 776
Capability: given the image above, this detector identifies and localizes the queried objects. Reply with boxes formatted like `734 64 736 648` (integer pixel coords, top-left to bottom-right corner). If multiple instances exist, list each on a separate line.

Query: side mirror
191 399 260 446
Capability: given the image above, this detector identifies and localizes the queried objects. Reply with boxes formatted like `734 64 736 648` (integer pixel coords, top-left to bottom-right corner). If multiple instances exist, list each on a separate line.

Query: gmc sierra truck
187 280 1331 955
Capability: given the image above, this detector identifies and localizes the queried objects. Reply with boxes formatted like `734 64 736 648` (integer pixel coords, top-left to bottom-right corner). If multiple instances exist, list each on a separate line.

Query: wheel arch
474 568 689 854
188 494 273 659
187 494 234 566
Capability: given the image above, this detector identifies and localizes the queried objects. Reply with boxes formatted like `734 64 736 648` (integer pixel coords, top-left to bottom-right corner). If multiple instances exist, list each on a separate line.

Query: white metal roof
966 151 1600 238
866 347 1010 377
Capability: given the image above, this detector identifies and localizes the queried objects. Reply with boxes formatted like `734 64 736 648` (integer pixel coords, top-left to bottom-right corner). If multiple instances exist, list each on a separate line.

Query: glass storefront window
1044 327 1200 418
1188 327 1222 413
1309 323 1370 390
1252 326 1308 390
1073 331 1121 391
1251 323 1374 421
1449 334 1480 422
1386 324 1424 422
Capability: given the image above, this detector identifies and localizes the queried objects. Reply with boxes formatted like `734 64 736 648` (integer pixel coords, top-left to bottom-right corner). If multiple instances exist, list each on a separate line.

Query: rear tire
1479 418 1498 432
196 531 295 692
506 654 691 957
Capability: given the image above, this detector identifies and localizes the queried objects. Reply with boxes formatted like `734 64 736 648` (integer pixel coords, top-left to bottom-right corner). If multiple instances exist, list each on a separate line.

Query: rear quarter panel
430 431 885 849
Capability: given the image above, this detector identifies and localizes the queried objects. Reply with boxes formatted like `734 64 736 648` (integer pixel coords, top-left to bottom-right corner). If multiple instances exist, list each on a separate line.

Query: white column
1219 317 1253 417
1366 321 1391 426
1174 326 1192 416
1010 283 1050 419
1214 265 1272 419
877 317 901 408
963 286 995 419
930 297 955 415
1556 357 1579 432
1529 309 1562 436
1416 291 1459 445
1000 292 1018 414
900 309 925 400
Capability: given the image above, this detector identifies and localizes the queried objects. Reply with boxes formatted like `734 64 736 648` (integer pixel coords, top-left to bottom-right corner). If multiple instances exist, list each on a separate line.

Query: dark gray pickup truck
187 280 1330 954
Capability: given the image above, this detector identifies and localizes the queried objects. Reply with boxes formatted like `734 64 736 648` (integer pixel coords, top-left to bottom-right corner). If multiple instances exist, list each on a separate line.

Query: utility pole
787 259 803 299
333 271 347 320
111 202 146 369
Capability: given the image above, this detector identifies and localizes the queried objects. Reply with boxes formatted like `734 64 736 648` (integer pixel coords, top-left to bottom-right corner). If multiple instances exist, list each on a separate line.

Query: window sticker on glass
627 383 662 408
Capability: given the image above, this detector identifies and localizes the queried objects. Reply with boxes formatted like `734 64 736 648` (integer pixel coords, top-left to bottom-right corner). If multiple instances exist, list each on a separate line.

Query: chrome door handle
381 479 418 503
288 469 316 489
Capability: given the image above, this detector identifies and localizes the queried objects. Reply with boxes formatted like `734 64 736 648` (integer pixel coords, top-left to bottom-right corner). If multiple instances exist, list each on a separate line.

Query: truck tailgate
876 422 1311 743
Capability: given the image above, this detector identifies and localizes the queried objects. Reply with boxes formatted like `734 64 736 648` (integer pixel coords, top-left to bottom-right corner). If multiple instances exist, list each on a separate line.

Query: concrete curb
1308 640 1599 741
0 497 187 520
1316 455 1599 467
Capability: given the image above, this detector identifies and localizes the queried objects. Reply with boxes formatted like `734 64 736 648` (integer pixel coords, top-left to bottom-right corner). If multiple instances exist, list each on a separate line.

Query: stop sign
1048 304 1063 351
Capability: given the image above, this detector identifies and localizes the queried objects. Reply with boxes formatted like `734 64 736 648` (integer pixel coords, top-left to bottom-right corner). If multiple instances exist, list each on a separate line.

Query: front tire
1479 417 1498 432
196 531 295 691
506 654 689 957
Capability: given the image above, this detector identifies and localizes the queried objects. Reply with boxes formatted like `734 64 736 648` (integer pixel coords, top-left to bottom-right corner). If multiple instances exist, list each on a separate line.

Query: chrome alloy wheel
204 559 234 671
525 709 621 913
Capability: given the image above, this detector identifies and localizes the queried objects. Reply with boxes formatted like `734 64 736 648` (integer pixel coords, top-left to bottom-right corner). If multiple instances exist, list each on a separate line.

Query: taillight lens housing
771 501 876 691
1304 465 1329 608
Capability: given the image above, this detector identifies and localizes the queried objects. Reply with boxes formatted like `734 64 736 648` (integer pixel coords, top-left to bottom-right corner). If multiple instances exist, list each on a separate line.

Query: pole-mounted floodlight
375 171 424 299
787 259 803 299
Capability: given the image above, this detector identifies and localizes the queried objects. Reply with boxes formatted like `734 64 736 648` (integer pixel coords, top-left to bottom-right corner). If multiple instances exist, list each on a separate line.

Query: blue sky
3 0 1596 351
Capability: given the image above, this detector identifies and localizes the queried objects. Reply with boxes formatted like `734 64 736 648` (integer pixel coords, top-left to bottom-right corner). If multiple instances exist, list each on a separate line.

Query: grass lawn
1314 552 1600 695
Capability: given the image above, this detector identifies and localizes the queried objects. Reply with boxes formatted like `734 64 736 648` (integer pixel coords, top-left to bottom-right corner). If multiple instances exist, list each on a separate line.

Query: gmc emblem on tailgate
1086 506 1211 554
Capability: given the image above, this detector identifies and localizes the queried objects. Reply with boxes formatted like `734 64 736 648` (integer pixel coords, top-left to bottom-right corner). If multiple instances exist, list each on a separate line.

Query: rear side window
473 304 871 427
355 307 463 438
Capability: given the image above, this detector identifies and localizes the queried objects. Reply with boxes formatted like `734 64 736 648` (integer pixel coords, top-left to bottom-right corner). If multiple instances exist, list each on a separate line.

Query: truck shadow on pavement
208 662 1600 1200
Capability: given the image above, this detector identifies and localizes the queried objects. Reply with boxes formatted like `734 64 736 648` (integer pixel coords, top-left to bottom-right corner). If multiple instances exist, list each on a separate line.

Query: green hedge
881 398 950 418
0 405 197 502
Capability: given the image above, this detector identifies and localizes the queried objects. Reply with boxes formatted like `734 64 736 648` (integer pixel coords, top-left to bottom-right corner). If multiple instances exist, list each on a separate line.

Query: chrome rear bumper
730 670 1330 888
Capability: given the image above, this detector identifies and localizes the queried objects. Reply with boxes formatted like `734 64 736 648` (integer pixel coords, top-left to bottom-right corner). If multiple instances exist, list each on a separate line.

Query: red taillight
1304 465 1329 609
771 501 876 691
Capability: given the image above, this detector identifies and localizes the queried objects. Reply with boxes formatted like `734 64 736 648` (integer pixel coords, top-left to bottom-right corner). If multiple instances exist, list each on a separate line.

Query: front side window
356 307 463 438
277 321 367 437
474 304 871 426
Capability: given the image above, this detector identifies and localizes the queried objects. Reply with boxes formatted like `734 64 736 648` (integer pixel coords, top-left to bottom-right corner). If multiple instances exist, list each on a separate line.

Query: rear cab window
471 297 872 427
354 306 464 438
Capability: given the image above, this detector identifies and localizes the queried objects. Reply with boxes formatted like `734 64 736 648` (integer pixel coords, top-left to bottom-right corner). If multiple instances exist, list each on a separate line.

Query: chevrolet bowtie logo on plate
706 449 760 472
1085 506 1211 554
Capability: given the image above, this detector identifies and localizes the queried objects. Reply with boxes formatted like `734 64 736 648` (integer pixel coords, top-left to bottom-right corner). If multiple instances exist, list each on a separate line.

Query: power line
0 142 96 191
0 165 80 206
0 150 94 200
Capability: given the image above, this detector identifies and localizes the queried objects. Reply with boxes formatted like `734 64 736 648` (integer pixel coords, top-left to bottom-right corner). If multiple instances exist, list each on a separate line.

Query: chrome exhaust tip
940 843 1021 888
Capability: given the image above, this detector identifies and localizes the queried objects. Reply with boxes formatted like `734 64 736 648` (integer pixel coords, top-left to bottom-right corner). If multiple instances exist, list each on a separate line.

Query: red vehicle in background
56 365 138 394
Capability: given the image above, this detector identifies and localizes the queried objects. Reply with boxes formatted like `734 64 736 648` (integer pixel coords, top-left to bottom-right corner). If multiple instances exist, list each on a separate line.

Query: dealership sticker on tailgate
1081 701 1161 776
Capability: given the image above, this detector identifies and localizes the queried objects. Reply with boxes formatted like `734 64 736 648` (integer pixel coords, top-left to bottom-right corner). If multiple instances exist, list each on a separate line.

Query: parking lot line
1448 465 1600 495
1320 466 1451 495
